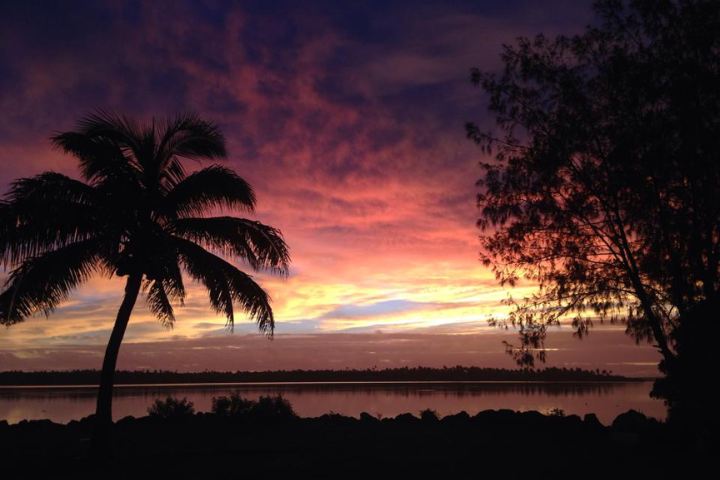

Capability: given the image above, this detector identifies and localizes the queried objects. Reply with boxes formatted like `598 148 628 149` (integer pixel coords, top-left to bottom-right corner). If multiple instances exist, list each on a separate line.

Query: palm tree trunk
95 273 142 425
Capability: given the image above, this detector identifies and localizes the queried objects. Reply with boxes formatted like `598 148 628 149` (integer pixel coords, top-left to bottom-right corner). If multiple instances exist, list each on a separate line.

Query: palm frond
76 109 144 149
2 173 105 265
51 138 138 185
145 280 176 329
159 256 186 303
141 245 186 329
0 239 106 325
162 165 256 218
156 112 227 165
51 110 147 183
171 217 290 275
172 237 274 335
159 157 187 192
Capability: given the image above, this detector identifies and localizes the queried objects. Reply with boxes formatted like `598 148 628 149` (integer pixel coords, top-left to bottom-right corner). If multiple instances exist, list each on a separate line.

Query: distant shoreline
0 379 654 389
0 366 650 386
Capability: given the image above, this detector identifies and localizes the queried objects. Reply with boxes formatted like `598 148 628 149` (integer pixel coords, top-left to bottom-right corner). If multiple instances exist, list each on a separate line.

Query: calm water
0 381 664 425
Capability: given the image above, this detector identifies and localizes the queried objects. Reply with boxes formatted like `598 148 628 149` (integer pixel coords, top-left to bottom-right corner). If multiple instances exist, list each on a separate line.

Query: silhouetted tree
0 112 290 435
467 0 719 424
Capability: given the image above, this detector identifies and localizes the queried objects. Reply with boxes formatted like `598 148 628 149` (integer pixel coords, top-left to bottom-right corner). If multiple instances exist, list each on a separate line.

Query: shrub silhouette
548 408 566 418
147 396 195 418
253 395 296 420
211 391 256 417
211 392 296 420
420 408 440 422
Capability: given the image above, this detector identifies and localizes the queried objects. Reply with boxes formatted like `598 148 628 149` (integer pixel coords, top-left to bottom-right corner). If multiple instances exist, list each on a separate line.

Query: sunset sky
0 0 660 376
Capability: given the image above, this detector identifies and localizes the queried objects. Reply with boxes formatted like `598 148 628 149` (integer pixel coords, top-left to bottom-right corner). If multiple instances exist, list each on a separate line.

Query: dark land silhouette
0 366 634 386
0 404 713 479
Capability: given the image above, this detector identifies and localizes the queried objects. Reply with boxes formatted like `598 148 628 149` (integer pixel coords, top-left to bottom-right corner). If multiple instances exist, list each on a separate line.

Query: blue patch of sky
318 299 425 320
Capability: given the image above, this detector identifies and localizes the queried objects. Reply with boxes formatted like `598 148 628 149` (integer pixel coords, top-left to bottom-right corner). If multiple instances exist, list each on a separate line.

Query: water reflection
0 381 664 425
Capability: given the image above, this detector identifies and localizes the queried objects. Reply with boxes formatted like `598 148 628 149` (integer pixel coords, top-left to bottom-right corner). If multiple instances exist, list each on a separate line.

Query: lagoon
0 381 663 425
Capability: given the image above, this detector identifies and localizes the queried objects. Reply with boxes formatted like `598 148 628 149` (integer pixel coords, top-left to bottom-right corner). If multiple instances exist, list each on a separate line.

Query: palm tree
0 111 290 428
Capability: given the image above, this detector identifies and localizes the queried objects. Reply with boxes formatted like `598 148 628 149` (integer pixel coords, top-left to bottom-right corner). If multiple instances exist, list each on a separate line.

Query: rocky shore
0 409 711 479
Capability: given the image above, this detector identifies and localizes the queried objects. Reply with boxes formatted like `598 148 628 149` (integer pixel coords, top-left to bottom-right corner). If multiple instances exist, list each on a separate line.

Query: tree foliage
0 111 291 430
468 0 720 422
0 111 290 333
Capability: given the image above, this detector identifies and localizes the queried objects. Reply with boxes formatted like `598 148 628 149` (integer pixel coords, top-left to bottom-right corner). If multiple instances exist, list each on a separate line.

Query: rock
583 413 604 429
519 410 546 427
565 414 583 426
440 411 469 425
474 409 517 427
612 410 648 433
116 415 136 426
317 413 355 424
27 419 56 428
77 414 96 427
394 413 420 424
360 412 379 423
